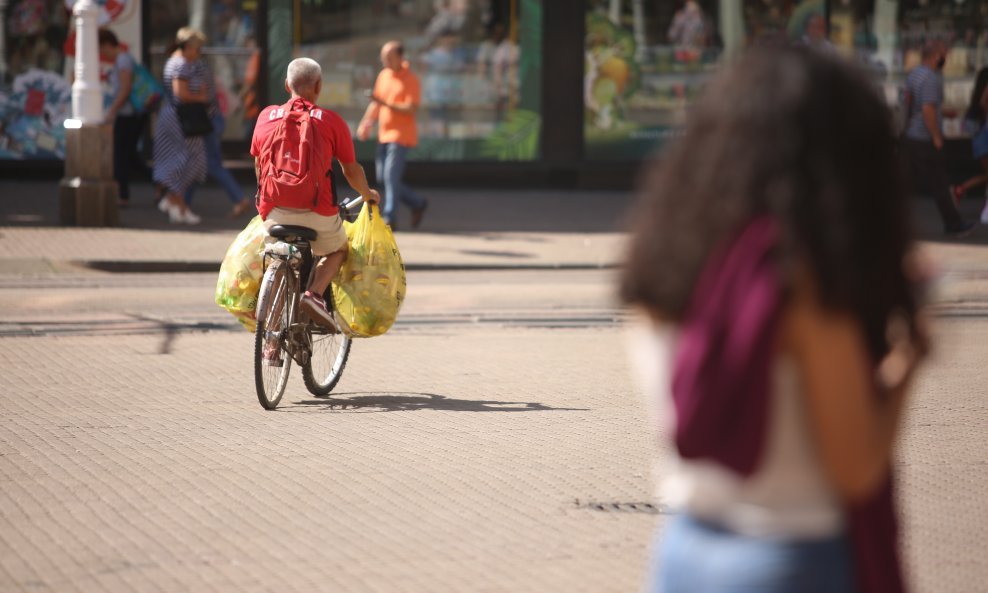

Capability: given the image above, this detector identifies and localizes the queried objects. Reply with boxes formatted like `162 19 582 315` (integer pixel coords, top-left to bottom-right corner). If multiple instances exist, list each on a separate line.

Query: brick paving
0 326 659 593
0 180 986 592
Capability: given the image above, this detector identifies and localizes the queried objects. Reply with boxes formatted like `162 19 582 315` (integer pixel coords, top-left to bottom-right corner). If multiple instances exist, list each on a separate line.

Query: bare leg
958 156 988 195
307 248 347 295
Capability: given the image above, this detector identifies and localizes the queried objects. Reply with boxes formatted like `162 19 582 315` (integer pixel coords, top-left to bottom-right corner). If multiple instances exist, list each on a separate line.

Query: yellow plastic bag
215 215 266 332
332 203 406 337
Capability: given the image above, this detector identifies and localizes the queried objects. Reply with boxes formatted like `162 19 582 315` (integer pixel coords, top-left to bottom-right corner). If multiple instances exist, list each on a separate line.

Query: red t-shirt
250 98 355 217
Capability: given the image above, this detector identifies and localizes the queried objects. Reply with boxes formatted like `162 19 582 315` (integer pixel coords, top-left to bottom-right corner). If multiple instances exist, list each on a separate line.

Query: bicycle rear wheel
254 260 294 409
302 327 351 396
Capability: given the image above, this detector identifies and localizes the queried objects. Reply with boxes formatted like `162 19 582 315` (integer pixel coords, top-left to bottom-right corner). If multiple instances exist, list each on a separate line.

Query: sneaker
299 291 339 332
168 205 201 225
180 209 202 225
166 202 182 223
411 199 428 229
945 221 976 238
262 342 283 367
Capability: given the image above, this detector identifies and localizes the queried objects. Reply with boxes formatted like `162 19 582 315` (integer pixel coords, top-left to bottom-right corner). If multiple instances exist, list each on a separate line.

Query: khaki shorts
264 208 348 256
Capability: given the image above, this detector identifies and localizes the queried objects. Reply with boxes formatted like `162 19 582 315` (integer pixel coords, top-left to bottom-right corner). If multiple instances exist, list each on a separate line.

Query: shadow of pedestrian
283 391 588 413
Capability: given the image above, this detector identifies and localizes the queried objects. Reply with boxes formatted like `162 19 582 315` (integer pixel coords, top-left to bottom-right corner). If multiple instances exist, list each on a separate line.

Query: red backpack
257 99 327 214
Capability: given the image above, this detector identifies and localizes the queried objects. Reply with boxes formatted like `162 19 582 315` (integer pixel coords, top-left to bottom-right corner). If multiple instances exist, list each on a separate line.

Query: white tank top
629 322 843 539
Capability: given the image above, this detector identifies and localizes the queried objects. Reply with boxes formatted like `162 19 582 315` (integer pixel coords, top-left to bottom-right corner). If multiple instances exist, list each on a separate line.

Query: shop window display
147 0 259 142
583 0 831 160
829 0 988 139
279 0 542 162
0 0 70 159
1 0 145 161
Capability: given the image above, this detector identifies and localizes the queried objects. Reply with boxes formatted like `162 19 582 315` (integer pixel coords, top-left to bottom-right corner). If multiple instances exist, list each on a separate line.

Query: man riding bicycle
251 57 379 336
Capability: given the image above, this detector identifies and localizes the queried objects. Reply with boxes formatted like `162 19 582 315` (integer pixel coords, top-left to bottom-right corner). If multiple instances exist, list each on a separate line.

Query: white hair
286 58 322 93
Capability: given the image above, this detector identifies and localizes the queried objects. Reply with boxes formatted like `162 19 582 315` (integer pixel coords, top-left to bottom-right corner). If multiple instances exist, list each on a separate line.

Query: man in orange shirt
357 40 428 230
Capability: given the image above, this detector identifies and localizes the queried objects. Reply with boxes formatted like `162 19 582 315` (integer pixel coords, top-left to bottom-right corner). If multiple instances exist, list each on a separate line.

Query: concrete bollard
59 123 119 226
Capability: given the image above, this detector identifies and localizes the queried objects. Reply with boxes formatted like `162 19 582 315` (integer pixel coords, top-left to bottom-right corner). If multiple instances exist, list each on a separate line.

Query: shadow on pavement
0 179 634 234
285 391 588 413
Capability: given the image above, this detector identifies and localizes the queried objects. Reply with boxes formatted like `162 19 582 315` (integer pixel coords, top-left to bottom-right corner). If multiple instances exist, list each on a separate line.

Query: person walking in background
901 39 973 237
623 47 928 593
952 66 988 223
152 27 209 225
183 58 253 218
98 29 149 208
357 40 428 231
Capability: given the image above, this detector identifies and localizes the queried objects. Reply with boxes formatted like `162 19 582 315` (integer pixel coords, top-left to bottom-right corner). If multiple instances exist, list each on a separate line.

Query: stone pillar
59 0 119 226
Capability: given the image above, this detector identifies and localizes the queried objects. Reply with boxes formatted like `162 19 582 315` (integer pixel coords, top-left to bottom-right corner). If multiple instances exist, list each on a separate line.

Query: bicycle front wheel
302 328 351 396
254 260 294 409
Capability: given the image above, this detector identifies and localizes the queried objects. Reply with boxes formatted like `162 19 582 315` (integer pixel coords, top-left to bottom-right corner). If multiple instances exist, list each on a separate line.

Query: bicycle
253 197 364 410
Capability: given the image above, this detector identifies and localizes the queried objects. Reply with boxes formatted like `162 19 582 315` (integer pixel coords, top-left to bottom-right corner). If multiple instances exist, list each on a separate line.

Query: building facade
1 0 986 186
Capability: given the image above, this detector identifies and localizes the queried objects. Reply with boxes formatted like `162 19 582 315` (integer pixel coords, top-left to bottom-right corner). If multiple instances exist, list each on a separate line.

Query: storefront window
584 0 829 160
147 0 259 142
830 0 988 139
0 0 71 159
270 0 542 162
1 0 149 160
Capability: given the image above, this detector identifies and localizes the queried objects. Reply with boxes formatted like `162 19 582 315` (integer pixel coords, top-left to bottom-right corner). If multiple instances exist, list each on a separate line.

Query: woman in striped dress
152 27 209 225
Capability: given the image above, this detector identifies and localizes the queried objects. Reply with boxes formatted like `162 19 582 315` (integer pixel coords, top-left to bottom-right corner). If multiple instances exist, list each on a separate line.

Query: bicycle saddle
268 225 317 242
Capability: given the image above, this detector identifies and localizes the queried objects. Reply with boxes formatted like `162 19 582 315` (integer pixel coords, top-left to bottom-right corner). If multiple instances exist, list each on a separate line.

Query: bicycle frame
260 241 315 367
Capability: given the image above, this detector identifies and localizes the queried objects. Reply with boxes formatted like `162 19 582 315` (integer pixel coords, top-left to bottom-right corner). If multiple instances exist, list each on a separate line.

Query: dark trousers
902 138 963 231
113 113 150 201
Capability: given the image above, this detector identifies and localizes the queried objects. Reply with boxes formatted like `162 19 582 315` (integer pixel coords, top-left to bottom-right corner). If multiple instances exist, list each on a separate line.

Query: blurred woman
952 66 988 222
182 59 252 218
98 29 150 208
623 47 927 593
152 27 209 225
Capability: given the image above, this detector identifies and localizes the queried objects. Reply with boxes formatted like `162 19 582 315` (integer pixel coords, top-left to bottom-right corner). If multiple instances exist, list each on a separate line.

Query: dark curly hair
965 66 988 126
620 46 919 361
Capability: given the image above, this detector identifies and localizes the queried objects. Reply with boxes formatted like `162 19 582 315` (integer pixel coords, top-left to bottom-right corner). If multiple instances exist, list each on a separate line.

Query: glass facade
2 1 984 165
583 0 830 160
147 0 259 142
266 0 542 162
0 0 72 159
831 0 988 139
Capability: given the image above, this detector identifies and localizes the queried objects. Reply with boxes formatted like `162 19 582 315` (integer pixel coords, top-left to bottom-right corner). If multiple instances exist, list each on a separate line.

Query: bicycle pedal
263 358 284 368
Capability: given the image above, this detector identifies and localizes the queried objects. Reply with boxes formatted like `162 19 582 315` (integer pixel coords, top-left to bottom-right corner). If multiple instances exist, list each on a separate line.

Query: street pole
71 0 103 124
59 0 119 226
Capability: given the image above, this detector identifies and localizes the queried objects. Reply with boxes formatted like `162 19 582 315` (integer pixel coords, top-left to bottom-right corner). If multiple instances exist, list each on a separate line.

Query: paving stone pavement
1 178 987 591
0 325 662 593
1 309 987 592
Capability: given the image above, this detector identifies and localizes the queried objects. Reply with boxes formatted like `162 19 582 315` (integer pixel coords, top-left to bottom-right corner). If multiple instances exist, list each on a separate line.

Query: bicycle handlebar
341 195 366 212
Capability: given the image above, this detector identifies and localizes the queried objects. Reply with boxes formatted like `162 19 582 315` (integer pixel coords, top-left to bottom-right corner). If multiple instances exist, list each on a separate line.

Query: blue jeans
647 515 856 593
185 112 243 205
375 142 425 224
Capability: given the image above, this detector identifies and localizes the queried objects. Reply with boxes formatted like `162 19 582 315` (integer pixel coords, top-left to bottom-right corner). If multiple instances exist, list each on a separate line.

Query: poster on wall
0 0 141 161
